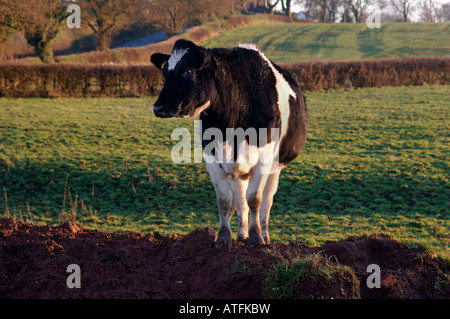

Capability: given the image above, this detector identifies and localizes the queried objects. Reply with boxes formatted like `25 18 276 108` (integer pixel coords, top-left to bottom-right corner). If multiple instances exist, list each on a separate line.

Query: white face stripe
237 43 296 139
167 49 188 71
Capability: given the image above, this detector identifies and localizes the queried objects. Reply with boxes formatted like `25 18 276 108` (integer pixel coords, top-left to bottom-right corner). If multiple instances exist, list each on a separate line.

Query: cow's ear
151 53 170 70
193 49 210 70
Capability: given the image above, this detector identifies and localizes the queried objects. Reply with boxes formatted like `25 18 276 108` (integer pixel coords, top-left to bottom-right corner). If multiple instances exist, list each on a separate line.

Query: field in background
1 85 448 260
203 22 450 62
11 21 449 66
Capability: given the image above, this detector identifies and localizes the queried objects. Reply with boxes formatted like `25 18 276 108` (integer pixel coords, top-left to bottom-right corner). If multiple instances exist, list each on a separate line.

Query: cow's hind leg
207 163 234 248
259 168 281 244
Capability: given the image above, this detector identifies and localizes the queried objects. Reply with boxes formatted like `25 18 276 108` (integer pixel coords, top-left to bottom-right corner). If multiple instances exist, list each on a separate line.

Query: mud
0 218 448 299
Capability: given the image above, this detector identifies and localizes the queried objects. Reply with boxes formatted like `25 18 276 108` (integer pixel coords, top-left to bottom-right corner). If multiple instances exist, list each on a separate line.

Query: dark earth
0 218 448 299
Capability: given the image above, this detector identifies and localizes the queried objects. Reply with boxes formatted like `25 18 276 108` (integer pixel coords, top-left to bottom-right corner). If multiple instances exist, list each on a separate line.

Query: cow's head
151 40 212 118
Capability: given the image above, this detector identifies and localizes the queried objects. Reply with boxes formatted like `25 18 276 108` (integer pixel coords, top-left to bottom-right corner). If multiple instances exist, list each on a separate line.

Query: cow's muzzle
153 104 178 118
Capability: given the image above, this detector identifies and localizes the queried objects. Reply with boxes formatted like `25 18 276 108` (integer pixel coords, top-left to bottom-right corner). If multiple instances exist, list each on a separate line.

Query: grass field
203 22 450 62
0 85 449 259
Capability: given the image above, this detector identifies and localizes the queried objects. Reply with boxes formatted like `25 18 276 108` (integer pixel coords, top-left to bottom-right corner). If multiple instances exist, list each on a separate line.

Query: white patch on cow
183 100 211 118
237 43 296 140
237 43 259 51
167 49 188 71
206 161 234 243
205 136 277 242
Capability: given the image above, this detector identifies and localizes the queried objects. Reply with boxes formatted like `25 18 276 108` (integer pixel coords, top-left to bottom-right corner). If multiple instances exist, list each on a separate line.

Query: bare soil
0 218 448 299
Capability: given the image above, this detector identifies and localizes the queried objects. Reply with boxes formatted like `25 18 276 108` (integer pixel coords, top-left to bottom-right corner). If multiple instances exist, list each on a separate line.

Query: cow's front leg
230 175 250 242
246 167 270 247
206 162 233 248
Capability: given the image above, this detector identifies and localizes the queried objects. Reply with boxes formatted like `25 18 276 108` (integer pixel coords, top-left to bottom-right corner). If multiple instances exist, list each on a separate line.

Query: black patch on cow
151 53 170 71
199 46 280 148
151 40 308 165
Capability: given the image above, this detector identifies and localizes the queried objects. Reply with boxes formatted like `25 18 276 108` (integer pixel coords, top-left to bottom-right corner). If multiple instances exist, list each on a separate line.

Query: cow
151 39 308 247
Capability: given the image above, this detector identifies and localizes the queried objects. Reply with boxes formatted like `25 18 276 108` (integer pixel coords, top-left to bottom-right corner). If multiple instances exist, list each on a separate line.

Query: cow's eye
184 69 192 75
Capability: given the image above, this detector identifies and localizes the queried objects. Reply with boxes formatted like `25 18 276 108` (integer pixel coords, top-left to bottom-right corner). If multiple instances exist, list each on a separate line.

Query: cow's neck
202 61 249 131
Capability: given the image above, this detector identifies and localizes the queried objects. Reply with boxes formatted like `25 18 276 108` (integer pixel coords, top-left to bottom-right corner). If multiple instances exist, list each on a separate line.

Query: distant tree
0 0 21 44
194 0 236 22
280 0 294 18
379 10 403 21
145 0 193 35
1 0 69 62
302 0 343 22
344 0 374 22
265 0 281 13
434 2 450 21
327 0 343 21
389 0 416 21
417 0 443 21
340 4 356 22
80 0 138 51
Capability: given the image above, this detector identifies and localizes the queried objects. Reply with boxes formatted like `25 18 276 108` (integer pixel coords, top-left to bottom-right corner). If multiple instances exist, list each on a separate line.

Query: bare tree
193 0 236 22
145 0 195 36
265 0 281 13
417 0 443 21
303 0 343 22
80 0 138 51
390 0 416 21
280 0 294 17
345 0 374 22
340 4 356 22
434 2 450 21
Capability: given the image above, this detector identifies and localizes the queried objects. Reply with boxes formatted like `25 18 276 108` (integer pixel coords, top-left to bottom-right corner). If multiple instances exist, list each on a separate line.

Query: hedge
284 57 450 91
0 57 448 98
0 64 164 98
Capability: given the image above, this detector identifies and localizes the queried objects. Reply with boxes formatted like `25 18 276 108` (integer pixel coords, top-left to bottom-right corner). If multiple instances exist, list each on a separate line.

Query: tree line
1 0 448 63
300 0 449 23
1 0 267 62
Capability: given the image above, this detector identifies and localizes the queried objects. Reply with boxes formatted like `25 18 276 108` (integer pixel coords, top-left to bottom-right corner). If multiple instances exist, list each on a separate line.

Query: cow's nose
153 104 168 118
153 104 164 111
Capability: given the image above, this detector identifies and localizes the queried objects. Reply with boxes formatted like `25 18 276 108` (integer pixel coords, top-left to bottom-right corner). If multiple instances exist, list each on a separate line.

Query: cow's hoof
236 233 248 244
214 227 232 248
248 228 265 247
214 238 232 248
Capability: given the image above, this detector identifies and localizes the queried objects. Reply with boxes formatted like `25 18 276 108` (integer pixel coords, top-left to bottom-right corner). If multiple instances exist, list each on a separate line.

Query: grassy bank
203 22 450 62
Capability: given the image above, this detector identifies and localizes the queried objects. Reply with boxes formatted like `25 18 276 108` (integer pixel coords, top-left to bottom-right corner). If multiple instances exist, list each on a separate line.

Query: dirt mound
0 218 448 299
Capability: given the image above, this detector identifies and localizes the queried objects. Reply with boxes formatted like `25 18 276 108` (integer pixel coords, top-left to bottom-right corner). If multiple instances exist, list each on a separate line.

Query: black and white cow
151 39 308 247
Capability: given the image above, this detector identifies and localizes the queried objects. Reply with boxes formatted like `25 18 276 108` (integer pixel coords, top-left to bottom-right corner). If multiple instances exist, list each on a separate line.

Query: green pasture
202 22 450 62
0 85 448 259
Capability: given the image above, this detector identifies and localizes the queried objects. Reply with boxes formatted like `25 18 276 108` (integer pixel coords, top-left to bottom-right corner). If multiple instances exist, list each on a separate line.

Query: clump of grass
3 186 10 218
262 253 359 299
227 258 262 276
